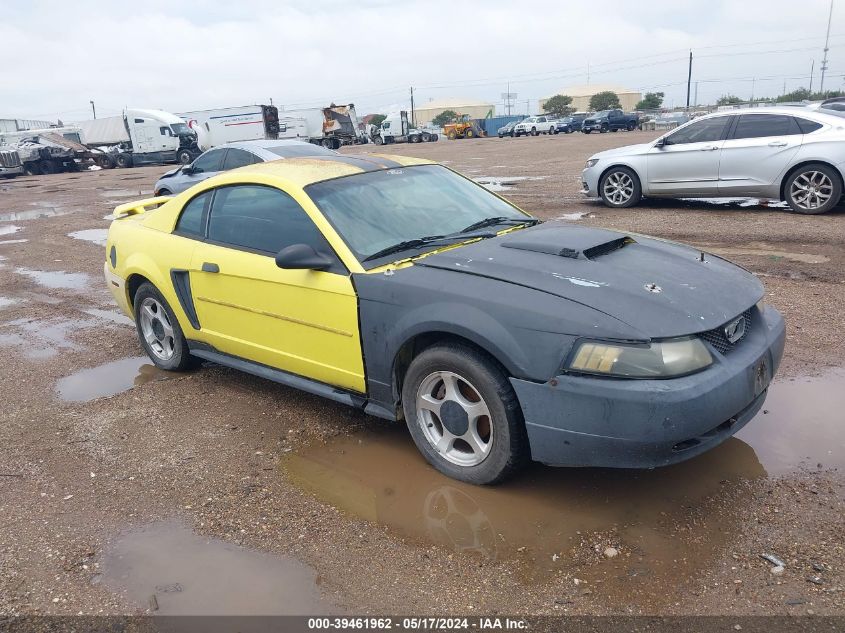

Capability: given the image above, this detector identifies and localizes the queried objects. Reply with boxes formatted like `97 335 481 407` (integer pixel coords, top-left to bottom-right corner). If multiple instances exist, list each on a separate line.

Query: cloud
2 0 842 121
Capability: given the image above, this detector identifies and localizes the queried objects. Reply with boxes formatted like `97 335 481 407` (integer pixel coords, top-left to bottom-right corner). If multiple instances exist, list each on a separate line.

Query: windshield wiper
362 232 495 262
458 216 540 234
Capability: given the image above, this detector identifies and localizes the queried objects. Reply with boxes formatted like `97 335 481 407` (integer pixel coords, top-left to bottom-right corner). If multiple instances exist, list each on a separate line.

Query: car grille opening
699 309 753 354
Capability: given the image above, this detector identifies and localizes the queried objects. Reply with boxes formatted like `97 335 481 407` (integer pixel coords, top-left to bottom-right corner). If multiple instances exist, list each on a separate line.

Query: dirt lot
1 130 843 618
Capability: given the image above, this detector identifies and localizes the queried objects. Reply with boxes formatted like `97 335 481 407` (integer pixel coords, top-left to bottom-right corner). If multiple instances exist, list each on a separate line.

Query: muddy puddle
100 521 331 615
703 244 829 264
14 267 90 290
68 228 108 246
285 372 844 589
0 238 27 245
0 297 21 309
56 356 172 402
0 225 22 236
474 175 545 192
0 205 71 221
100 188 150 198
0 316 99 359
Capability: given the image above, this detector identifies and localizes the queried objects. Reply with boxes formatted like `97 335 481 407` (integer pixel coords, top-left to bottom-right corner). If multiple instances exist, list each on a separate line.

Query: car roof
701 107 844 125
226 153 437 187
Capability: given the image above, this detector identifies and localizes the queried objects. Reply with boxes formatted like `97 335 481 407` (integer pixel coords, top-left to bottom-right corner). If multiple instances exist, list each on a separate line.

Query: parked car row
497 110 640 137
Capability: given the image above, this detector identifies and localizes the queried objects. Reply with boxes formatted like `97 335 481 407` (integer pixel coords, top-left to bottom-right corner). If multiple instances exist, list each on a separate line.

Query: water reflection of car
106 154 784 484
582 107 845 214
153 140 337 196
497 121 519 138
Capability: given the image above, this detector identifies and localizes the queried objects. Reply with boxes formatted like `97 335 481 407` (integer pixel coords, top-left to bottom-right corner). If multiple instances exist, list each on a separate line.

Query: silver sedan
153 139 337 196
581 107 845 214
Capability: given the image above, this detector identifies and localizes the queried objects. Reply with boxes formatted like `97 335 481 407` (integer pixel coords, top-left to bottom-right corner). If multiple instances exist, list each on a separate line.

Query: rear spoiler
113 196 172 219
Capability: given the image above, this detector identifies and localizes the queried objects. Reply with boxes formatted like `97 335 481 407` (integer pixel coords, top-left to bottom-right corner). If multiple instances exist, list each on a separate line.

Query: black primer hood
415 222 764 339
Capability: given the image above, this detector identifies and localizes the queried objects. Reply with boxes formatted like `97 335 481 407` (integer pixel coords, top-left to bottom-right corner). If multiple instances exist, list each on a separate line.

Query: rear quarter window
795 118 823 134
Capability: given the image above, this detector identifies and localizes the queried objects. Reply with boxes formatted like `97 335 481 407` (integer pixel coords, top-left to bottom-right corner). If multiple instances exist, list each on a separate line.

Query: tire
550 127 556 135
465 128 475 138
97 154 115 169
599 166 642 208
583 129 591 134
132 282 195 371
156 188 172 196
448 130 457 140
530 127 537 136
116 153 133 168
374 136 384 146
421 132 431 142
321 138 334 149
626 123 636 131
611 128 619 133
401 343 528 485
177 149 193 165
783 163 843 215
39 160 56 174
600 126 608 133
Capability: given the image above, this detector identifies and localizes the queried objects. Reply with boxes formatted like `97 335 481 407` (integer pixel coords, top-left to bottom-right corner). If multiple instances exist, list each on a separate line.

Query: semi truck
74 109 199 167
0 147 23 178
368 111 439 145
278 104 365 149
177 105 280 152
0 127 91 175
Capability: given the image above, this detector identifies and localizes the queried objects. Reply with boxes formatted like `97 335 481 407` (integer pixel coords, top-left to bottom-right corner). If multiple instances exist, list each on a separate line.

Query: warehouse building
540 84 642 112
413 97 495 126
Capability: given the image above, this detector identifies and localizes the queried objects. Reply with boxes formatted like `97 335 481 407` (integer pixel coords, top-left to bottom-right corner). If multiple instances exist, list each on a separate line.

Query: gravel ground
0 131 842 617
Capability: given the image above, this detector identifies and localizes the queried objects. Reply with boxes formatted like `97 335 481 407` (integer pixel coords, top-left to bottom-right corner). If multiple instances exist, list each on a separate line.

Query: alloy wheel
603 171 634 205
790 170 834 211
416 371 493 467
139 297 175 361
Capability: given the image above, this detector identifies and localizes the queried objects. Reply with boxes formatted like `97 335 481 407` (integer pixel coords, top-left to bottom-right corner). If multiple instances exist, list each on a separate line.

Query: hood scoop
500 225 635 260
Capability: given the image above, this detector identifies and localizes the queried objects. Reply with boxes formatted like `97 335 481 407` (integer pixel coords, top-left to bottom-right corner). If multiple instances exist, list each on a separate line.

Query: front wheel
448 130 457 140
784 163 842 215
583 129 591 134
402 344 528 485
133 283 195 371
177 149 194 164
116 153 133 168
599 166 642 208
465 129 475 138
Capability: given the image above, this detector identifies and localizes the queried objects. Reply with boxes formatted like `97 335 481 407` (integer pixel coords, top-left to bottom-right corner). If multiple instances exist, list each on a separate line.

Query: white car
514 116 556 137
581 107 845 214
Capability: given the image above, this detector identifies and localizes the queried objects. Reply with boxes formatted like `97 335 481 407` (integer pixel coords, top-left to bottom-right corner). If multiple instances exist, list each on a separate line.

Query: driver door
187 183 365 392
646 116 732 195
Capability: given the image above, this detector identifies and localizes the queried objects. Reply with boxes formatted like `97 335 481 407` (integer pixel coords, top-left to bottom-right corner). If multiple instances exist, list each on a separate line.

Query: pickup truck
555 113 588 133
513 115 557 136
581 109 639 133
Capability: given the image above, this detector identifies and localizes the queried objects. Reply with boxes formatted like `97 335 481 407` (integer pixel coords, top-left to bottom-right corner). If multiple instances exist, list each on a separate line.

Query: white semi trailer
278 104 365 149
177 105 280 152
74 109 199 168
369 111 439 145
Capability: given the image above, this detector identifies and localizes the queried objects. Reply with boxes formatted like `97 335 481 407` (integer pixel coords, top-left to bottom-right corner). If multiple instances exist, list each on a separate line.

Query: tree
635 91 664 110
716 94 743 106
542 94 574 117
589 91 621 111
432 110 459 127
776 88 811 103
368 114 386 127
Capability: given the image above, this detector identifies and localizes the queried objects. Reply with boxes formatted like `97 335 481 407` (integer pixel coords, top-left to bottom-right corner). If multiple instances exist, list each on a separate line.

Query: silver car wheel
603 171 634 205
790 170 834 210
416 371 493 467
139 297 175 361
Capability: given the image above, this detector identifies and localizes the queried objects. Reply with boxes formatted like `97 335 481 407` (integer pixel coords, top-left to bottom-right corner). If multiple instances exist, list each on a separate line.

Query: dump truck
368 111 439 145
0 127 91 175
74 108 199 167
444 114 486 140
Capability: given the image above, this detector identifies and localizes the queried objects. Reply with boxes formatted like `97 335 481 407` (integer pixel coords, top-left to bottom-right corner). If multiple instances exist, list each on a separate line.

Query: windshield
170 123 191 135
266 144 335 157
306 165 529 266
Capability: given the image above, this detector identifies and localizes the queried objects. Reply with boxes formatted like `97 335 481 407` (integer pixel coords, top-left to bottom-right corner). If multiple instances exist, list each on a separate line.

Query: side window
174 191 211 238
795 117 823 134
222 149 259 170
732 114 801 139
191 149 224 173
207 185 344 269
159 126 173 136
665 116 729 145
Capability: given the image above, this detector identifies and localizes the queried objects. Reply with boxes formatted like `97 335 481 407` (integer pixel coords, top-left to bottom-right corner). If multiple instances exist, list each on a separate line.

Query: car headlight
585 159 599 168
566 336 713 378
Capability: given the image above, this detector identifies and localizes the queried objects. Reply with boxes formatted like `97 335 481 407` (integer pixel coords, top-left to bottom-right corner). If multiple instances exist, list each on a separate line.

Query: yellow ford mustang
105 154 784 484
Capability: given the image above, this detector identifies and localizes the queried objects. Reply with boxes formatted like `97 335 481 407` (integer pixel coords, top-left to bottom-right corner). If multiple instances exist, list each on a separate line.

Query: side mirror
654 137 666 148
275 244 332 271
182 165 195 175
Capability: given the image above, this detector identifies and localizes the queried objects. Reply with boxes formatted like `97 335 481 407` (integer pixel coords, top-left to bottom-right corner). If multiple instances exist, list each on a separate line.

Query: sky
1 0 842 122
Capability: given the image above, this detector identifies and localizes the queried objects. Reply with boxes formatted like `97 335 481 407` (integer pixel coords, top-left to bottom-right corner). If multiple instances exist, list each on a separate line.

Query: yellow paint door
189 242 365 393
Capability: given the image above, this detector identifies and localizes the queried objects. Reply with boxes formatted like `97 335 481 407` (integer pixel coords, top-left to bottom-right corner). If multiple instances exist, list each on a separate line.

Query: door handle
768 140 788 147
201 262 219 273
700 145 719 151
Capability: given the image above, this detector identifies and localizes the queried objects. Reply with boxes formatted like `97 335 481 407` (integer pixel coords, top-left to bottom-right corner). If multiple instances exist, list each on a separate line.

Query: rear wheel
448 130 457 140
599 166 642 208
156 188 172 196
583 129 591 134
116 153 133 168
133 283 195 371
402 344 528 484
626 122 636 131
784 163 842 214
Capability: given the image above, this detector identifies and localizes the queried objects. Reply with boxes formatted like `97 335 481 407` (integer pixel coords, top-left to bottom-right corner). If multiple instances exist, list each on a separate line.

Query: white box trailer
177 105 280 151
73 108 199 167
278 104 365 149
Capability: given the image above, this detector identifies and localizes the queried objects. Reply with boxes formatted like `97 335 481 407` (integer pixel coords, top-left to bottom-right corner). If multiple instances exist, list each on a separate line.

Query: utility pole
820 0 833 93
685 50 693 110
507 82 511 116
750 78 755 103
810 59 815 94
410 87 415 128
90 100 96 119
